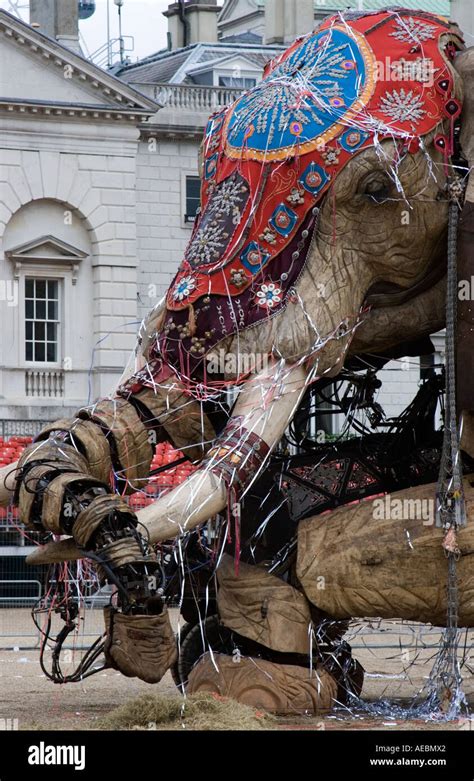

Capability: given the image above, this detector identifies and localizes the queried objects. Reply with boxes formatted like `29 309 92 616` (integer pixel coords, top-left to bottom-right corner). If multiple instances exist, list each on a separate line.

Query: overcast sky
1 0 171 64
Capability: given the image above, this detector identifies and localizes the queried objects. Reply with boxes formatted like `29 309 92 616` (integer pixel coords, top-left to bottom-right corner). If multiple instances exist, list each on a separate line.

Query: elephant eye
361 175 391 203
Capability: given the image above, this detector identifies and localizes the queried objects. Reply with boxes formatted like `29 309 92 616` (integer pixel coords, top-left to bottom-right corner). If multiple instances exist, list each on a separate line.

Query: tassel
154 307 166 333
187 303 197 337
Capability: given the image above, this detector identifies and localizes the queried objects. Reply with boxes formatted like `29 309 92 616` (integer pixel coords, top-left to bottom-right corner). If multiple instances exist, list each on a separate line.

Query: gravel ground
0 609 472 731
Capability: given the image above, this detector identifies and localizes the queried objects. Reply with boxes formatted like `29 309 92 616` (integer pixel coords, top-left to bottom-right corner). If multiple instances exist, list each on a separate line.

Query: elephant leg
13 379 215 682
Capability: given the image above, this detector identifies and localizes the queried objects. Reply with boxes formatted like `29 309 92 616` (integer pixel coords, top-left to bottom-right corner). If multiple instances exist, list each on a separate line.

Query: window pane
186 176 201 220
47 280 58 299
36 300 46 320
36 280 46 298
25 279 34 298
48 300 58 320
25 300 34 319
35 322 45 340
218 76 256 88
25 322 33 340
46 322 56 341
25 342 33 361
47 342 56 362
35 343 45 362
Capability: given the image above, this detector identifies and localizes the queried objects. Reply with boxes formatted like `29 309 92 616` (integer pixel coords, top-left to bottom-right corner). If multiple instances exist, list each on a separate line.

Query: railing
89 35 135 69
25 370 64 398
0 419 44 439
0 579 42 648
136 83 245 112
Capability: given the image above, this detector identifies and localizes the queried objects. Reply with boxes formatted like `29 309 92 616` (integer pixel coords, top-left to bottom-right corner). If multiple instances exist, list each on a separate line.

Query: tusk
140 362 309 544
138 469 227 543
26 537 82 565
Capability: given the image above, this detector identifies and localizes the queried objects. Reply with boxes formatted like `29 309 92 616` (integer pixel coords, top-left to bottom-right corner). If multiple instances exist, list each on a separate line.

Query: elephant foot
187 653 338 715
103 606 177 684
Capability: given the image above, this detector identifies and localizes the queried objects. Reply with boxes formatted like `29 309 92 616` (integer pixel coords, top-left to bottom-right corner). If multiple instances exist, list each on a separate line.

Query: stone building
0 3 158 426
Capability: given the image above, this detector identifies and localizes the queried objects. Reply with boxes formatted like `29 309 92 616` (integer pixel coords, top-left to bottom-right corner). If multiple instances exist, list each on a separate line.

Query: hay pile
99 693 275 731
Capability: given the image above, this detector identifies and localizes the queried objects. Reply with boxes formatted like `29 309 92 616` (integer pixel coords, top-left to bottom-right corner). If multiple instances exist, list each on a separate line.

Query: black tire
171 614 235 692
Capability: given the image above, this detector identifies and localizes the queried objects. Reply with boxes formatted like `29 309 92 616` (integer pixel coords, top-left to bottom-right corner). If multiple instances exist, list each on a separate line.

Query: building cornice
0 97 150 122
139 123 203 141
0 9 158 116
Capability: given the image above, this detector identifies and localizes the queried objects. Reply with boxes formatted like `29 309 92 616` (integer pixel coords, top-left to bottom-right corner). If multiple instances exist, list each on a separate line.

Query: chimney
451 0 474 39
30 0 82 53
265 0 314 45
163 1 221 50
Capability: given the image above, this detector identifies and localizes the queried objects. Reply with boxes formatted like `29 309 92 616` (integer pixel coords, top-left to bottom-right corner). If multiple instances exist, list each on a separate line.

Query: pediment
189 53 263 75
218 0 259 25
5 235 88 283
6 235 88 261
0 9 157 116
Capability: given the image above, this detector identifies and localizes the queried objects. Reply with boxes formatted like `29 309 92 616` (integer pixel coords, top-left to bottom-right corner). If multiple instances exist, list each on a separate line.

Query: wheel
171 614 235 691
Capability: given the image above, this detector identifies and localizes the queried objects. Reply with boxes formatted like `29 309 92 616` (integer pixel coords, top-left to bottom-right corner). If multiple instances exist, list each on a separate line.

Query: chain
422 178 468 718
436 190 466 531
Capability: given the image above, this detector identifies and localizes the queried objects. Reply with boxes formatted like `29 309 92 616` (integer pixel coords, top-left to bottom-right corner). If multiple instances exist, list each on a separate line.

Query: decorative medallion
240 242 271 273
270 204 298 237
230 269 248 288
389 16 437 45
204 153 218 180
224 25 377 162
299 163 329 195
379 88 426 124
172 276 197 302
322 146 341 166
255 282 283 309
259 227 277 245
338 128 370 153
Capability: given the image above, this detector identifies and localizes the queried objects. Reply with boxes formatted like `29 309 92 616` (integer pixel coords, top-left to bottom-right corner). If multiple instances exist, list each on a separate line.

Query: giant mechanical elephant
1 8 474 712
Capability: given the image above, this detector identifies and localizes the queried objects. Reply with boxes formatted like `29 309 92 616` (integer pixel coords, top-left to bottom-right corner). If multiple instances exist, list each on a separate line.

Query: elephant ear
454 48 474 201
453 48 474 417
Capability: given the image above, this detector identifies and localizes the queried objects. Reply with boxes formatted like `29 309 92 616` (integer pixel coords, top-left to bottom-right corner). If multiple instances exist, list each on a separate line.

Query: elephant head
119 9 470 543
1 8 474 684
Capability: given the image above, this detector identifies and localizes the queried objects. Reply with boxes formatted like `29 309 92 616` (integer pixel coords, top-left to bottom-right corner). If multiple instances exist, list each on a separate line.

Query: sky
0 0 171 65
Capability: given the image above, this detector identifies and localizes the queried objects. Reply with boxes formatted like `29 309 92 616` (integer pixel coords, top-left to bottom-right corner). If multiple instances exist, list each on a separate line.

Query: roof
115 1 452 86
257 0 451 12
221 31 263 44
116 41 283 85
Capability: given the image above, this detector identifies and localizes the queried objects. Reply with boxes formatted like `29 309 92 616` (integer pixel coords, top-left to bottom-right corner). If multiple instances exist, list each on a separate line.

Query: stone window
218 75 257 89
25 278 60 364
185 175 201 223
